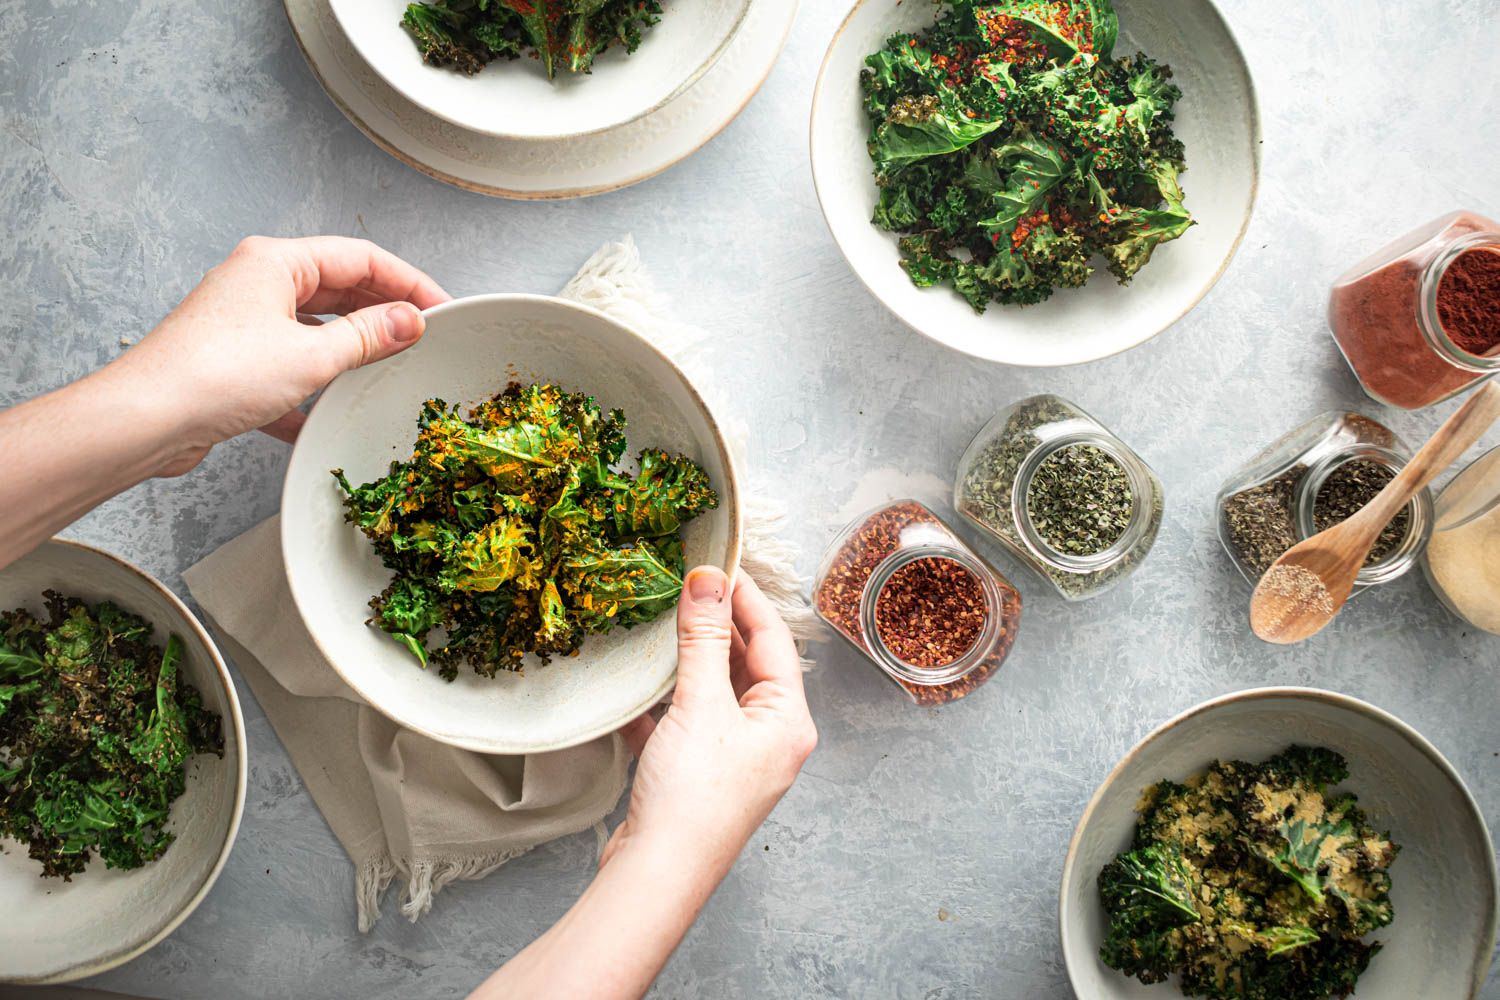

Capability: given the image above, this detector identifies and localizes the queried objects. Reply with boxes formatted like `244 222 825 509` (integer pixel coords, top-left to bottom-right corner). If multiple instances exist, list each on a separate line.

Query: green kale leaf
859 0 1191 311
0 595 222 878
401 0 664 81
337 383 716 678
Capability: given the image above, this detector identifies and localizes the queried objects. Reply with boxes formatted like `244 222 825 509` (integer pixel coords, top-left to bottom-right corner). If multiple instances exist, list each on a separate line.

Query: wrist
84 362 212 478
610 812 759 887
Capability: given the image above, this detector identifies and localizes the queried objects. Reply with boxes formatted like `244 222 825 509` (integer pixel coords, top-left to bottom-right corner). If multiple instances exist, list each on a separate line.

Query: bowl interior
1060 690 1497 999
810 0 1259 366
281 294 740 754
330 0 752 140
0 540 245 984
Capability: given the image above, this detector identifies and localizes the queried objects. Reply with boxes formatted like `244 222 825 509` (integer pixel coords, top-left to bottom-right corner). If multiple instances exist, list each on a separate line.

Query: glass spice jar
1328 210 1500 409
1215 411 1434 592
812 500 1021 705
1422 445 1500 635
953 395 1164 601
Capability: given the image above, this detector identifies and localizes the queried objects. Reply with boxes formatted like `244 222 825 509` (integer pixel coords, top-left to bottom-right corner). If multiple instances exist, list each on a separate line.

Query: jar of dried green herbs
953 395 1164 601
1215 411 1434 591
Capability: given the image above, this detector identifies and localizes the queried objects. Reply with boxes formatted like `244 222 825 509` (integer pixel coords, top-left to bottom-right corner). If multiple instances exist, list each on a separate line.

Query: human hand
109 235 449 475
603 568 818 878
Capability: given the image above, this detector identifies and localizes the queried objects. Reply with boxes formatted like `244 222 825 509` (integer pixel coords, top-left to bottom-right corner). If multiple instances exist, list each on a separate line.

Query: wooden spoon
1250 380 1500 644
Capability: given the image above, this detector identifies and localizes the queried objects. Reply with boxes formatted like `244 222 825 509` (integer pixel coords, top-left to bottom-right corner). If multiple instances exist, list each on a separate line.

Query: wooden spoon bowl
1251 381 1500 643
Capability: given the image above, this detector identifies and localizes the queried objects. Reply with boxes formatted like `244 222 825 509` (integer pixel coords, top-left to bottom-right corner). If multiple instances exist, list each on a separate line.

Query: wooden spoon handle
1359 381 1500 528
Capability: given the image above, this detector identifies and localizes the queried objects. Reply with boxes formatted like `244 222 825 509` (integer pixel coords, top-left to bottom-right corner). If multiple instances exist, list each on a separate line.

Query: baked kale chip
861 0 1193 310
335 383 718 680
401 0 664 80
0 593 223 879
1097 746 1398 999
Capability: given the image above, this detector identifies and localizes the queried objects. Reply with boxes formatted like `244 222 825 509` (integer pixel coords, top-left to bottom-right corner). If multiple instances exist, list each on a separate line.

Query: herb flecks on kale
862 0 1192 311
335 383 718 680
1098 746 1398 999
0 593 223 879
401 0 664 81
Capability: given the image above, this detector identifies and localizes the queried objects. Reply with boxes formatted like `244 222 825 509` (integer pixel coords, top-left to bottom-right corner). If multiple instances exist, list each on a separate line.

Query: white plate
287 0 795 198
1060 688 1497 999
281 294 741 754
0 540 247 984
810 0 1260 366
330 0 751 141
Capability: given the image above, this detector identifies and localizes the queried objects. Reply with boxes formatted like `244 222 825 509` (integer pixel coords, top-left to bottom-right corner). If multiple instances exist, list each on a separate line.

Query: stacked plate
287 0 796 198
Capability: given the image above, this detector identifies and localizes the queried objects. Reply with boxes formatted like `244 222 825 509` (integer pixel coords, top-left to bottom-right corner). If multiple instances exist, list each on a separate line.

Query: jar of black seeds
954 395 1164 600
1215 411 1434 592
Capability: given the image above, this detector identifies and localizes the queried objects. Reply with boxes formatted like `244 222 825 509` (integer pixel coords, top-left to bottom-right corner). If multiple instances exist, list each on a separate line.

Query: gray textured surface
3 1 1500 997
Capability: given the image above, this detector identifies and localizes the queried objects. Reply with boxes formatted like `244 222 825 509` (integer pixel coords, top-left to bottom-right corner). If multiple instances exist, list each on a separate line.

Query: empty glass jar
812 500 1021 705
1215 411 1433 592
954 395 1164 600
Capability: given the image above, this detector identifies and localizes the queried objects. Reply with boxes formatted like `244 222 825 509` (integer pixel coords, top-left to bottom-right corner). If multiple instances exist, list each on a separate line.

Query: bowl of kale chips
282 294 740 754
1060 688 1497 1000
0 540 246 983
328 0 752 141
811 0 1259 365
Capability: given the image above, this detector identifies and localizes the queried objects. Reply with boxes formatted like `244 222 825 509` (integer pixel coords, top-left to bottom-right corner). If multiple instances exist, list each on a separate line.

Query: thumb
673 566 734 707
322 301 425 372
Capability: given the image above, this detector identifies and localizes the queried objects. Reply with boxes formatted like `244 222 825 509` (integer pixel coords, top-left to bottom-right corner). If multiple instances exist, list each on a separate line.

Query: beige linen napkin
182 238 815 931
183 521 627 931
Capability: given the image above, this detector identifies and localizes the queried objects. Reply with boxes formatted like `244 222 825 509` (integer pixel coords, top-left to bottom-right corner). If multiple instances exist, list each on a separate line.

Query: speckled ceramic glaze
809 0 1260 366
289 0 795 197
1060 688 1497 999
281 294 741 754
330 0 751 141
0 541 247 984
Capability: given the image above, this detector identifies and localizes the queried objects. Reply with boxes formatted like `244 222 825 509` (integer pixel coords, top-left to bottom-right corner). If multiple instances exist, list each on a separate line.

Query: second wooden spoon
1250 380 1500 644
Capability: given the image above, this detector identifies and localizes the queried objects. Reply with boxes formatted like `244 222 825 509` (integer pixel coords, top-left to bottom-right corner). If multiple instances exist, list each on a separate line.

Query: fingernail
385 303 422 344
687 568 725 605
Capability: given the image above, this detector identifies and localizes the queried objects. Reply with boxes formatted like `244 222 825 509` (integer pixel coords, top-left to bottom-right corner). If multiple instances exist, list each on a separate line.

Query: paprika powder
1328 210 1500 409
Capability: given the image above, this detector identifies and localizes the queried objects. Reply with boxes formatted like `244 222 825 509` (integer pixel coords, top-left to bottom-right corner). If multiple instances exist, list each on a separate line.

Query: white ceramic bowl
282 294 741 754
330 0 752 141
0 540 247 984
810 0 1260 366
1060 688 1497 999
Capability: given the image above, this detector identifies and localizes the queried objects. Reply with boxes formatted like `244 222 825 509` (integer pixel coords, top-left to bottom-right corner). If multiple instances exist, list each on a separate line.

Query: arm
0 236 449 568
471 569 818 999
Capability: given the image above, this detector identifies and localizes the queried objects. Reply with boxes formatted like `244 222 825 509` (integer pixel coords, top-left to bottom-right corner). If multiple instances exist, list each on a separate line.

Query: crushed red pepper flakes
813 502 1021 705
873 558 987 667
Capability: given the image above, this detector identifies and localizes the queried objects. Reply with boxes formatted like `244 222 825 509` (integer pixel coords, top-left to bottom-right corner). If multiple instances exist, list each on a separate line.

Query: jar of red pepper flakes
1329 210 1500 409
812 500 1022 705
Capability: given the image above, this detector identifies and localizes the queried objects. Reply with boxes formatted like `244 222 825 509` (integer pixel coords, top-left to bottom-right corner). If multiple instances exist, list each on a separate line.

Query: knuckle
677 619 733 646
232 235 273 258
344 312 385 365
790 721 819 764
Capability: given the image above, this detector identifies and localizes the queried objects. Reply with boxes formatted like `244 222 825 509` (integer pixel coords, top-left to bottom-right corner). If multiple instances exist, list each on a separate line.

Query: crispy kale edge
0 593 223 879
334 383 718 680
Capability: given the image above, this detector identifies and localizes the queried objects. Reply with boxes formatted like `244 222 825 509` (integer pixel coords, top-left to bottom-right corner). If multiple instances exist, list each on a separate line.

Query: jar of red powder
1329 210 1500 409
812 500 1021 705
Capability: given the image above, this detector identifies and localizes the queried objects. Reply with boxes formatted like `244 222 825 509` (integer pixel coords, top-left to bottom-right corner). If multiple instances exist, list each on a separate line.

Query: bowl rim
327 0 754 143
10 538 249 985
280 291 744 754
807 0 1263 367
1057 685 1500 997
282 0 798 201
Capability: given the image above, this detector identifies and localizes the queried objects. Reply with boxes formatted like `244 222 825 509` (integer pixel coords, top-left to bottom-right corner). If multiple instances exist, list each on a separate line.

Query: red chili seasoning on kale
813 501 1021 705
872 557 987 667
